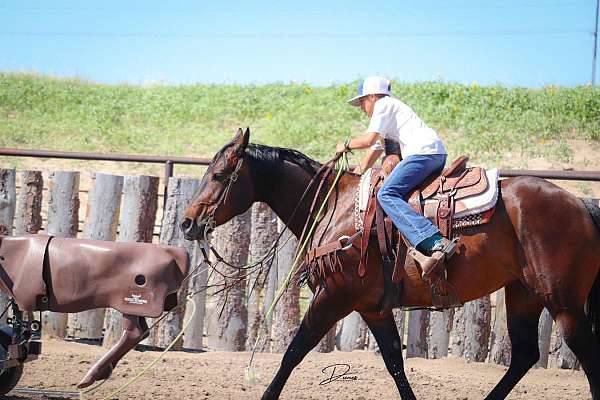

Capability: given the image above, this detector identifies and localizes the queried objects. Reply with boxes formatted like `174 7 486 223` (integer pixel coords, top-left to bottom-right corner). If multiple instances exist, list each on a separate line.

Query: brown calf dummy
0 234 190 389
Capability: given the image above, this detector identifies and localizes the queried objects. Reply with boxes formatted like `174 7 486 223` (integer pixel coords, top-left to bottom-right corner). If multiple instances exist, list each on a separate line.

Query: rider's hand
336 142 348 153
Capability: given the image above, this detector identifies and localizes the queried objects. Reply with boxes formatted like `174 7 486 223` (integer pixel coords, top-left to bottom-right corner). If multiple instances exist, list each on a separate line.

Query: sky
0 0 598 87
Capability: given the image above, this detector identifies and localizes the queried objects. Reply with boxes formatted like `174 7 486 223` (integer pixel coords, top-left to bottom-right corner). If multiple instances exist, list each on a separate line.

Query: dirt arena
6 339 590 400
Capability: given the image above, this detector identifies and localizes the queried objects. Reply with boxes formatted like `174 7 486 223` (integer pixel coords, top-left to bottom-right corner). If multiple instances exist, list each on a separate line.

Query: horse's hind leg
261 287 351 400
553 310 600 399
485 281 543 400
361 311 416 400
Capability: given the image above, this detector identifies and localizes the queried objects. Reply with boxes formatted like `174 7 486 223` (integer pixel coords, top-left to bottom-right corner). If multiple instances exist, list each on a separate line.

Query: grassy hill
1 73 598 164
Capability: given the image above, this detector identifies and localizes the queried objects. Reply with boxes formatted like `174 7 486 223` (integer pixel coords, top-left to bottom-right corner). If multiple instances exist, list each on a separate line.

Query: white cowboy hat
347 76 392 107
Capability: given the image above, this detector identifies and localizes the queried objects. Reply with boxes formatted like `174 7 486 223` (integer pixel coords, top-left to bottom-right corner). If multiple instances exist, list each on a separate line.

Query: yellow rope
246 151 349 382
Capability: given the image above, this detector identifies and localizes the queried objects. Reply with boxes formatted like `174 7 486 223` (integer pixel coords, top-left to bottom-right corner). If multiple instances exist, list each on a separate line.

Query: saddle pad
425 168 499 219
358 168 374 212
358 167 499 218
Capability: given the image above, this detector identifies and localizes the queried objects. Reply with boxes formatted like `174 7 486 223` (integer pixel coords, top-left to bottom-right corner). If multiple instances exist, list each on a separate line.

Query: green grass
1 73 598 164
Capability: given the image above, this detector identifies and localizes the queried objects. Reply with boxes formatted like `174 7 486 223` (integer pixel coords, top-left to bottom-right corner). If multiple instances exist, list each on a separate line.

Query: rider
336 76 455 277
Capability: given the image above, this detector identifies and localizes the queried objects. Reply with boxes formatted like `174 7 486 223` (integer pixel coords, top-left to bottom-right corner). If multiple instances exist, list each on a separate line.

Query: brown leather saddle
406 155 489 237
361 155 491 309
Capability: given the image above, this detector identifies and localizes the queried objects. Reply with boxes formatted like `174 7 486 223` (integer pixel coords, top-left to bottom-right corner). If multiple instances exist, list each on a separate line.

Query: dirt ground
6 339 590 400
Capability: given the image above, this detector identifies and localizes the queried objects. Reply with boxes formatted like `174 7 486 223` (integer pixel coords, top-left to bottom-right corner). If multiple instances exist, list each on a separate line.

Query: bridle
191 150 350 277
194 156 245 237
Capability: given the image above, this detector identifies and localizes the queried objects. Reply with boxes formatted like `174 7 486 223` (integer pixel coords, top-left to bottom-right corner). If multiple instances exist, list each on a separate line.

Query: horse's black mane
245 143 321 176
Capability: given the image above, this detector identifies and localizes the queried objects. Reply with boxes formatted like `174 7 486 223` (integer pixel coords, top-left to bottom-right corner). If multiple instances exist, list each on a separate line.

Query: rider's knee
377 186 390 204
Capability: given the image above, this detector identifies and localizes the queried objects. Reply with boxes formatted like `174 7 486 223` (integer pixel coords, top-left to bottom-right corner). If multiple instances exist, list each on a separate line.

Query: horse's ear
232 127 250 156
242 127 250 147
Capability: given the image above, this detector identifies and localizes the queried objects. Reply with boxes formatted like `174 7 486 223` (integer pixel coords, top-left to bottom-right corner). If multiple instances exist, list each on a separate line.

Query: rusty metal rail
1 147 600 182
0 147 211 165
498 169 600 182
0 147 212 202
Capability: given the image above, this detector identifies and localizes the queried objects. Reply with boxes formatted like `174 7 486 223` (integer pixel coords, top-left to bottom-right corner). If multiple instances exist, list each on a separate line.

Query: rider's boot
409 234 457 278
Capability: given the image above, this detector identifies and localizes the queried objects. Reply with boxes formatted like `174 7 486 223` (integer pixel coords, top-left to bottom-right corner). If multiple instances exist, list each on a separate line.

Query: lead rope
245 150 349 383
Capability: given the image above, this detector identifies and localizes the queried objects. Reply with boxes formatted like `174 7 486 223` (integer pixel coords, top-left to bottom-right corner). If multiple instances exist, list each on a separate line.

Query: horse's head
181 127 254 241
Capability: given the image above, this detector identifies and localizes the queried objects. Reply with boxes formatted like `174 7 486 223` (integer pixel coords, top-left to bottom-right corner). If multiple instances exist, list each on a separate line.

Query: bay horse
181 128 600 400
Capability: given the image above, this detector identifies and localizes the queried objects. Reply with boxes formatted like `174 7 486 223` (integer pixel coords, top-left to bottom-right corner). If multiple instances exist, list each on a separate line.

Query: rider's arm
336 132 380 153
349 131 380 150
354 147 383 174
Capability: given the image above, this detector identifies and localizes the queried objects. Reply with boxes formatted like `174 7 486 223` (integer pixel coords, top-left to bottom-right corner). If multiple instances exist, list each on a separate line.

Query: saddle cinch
0 234 190 388
360 155 499 309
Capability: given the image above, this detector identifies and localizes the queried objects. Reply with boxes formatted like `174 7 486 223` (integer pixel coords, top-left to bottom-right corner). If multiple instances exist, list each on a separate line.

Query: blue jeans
376 154 447 247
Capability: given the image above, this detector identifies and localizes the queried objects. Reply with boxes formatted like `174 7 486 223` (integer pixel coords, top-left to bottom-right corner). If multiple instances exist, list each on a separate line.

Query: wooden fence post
103 175 159 348
428 309 454 359
271 228 300 353
338 312 367 351
42 171 79 338
451 296 491 362
67 173 123 340
182 245 207 350
150 177 200 350
554 329 581 370
0 169 16 323
368 309 404 353
489 289 511 366
207 208 251 351
45 171 80 238
314 325 337 353
368 329 378 353
536 308 553 368
406 310 429 358
15 171 43 235
262 254 278 352
14 170 43 324
179 181 208 350
0 169 16 236
394 309 406 345
246 203 278 351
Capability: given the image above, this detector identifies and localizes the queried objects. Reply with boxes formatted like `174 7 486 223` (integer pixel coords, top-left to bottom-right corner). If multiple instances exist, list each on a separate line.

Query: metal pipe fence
2 147 600 181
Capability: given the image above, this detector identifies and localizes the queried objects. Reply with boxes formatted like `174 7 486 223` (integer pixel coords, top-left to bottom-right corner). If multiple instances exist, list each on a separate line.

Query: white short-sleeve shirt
366 96 446 158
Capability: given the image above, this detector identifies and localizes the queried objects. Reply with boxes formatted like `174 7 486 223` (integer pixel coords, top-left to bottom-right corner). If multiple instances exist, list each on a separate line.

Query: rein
189 145 351 382
197 150 347 274
246 151 350 377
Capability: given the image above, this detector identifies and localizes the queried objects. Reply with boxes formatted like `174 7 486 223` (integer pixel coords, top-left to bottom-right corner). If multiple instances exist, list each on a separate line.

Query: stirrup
408 237 458 278
432 237 458 257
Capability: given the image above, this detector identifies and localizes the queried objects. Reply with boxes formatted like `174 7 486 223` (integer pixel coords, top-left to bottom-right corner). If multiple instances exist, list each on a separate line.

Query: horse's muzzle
180 218 206 241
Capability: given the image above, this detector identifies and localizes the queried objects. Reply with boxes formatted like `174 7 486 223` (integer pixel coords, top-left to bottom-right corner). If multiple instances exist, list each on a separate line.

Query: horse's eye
213 172 226 181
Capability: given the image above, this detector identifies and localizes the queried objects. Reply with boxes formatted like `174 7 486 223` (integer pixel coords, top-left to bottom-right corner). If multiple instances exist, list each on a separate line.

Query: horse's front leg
361 311 417 400
261 286 352 400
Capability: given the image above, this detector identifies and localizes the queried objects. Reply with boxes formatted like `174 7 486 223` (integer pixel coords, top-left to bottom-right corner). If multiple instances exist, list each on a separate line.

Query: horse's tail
582 198 600 340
